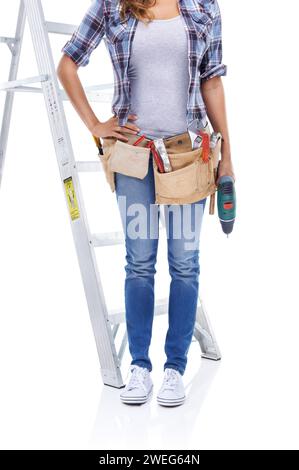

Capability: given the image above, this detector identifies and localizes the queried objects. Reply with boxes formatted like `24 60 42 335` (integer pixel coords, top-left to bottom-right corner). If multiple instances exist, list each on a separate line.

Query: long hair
119 0 157 23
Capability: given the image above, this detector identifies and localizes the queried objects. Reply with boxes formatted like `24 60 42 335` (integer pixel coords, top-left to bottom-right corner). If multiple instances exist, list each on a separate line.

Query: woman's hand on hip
90 114 140 142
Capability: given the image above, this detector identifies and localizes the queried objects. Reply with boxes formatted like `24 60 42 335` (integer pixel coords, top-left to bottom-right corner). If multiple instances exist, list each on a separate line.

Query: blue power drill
217 174 236 236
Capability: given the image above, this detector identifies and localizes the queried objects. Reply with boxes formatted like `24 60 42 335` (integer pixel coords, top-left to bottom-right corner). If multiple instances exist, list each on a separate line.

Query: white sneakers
120 365 185 407
120 365 153 404
157 368 186 407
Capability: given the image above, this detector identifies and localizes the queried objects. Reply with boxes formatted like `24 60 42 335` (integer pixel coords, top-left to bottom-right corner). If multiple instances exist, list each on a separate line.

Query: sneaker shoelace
126 366 148 392
162 369 179 391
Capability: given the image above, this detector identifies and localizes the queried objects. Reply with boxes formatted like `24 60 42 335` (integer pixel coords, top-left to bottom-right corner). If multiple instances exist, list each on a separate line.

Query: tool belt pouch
100 137 117 192
108 139 151 179
153 145 218 205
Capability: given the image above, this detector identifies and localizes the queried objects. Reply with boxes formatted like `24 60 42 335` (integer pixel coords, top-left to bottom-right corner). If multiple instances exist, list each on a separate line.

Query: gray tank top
128 15 189 140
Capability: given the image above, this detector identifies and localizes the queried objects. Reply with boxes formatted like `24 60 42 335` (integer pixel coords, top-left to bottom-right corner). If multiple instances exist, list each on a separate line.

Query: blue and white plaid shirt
61 0 227 130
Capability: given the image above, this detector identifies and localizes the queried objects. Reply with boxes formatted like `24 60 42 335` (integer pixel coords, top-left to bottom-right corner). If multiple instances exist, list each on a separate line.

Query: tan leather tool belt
98 126 221 213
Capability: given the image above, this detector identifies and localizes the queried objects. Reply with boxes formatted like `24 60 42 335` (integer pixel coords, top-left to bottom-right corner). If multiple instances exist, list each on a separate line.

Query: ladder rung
0 74 48 91
0 36 16 44
0 84 113 103
81 85 114 103
45 21 78 36
91 232 125 247
108 298 168 325
85 84 114 92
6 85 44 94
77 91 113 103
76 161 103 173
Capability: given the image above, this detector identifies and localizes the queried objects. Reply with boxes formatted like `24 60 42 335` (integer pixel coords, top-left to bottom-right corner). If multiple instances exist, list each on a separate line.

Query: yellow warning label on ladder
63 177 80 221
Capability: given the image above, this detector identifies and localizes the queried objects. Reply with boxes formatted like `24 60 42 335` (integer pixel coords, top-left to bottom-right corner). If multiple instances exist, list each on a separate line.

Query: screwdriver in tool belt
92 135 104 155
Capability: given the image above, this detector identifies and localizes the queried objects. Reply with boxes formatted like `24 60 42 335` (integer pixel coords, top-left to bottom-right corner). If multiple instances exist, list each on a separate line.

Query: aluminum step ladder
0 0 221 389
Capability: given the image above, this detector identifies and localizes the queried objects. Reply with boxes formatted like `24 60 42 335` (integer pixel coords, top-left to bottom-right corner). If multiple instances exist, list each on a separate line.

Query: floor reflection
90 359 221 449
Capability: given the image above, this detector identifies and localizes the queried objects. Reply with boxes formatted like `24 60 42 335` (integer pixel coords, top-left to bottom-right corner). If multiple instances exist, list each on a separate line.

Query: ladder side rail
23 0 123 387
0 0 26 187
194 298 221 360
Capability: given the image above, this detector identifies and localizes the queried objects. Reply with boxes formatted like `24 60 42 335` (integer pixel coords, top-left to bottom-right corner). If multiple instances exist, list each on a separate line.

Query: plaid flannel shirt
61 0 227 129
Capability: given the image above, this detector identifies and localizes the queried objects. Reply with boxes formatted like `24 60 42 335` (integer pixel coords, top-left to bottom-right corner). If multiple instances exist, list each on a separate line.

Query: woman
57 0 235 407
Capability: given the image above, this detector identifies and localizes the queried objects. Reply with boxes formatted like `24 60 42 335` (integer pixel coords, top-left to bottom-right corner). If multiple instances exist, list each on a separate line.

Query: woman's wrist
88 119 101 134
220 138 231 161
221 151 232 161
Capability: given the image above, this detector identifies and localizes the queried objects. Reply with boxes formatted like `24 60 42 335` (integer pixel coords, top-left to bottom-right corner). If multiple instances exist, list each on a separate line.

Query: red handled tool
199 130 210 163
147 140 165 173
132 134 165 173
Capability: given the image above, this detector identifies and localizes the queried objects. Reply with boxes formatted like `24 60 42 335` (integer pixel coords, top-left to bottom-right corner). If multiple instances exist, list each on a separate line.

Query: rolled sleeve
61 0 106 67
200 0 227 81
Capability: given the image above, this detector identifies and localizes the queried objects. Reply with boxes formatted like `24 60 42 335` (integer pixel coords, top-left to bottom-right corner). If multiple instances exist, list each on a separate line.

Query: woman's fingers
121 125 139 135
113 125 136 136
114 114 139 131
123 122 140 132
114 125 140 137
110 131 129 142
127 114 138 121
112 113 138 123
126 114 139 131
110 114 139 140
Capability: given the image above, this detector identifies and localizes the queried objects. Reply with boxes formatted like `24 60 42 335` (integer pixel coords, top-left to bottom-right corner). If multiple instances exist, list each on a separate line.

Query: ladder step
76 161 103 173
5 86 44 94
80 85 114 103
108 298 168 325
0 36 16 45
45 21 78 36
0 74 48 91
91 232 125 247
71 90 113 103
0 84 113 103
85 84 114 92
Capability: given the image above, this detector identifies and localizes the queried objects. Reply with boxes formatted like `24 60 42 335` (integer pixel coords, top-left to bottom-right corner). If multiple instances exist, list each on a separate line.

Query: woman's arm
201 76 235 183
56 55 139 143
199 0 235 183
56 0 139 142
57 55 99 133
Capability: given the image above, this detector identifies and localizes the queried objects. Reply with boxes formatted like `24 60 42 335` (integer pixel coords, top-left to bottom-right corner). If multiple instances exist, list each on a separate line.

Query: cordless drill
217 174 236 236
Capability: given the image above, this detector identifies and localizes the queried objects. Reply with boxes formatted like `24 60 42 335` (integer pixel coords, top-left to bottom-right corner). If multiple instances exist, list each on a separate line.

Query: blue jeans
115 155 206 376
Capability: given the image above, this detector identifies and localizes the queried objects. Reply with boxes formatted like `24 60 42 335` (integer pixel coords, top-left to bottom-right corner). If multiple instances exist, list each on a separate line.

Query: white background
0 0 299 450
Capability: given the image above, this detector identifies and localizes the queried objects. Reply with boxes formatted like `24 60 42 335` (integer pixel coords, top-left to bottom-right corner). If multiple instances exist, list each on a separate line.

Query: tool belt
94 125 222 214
